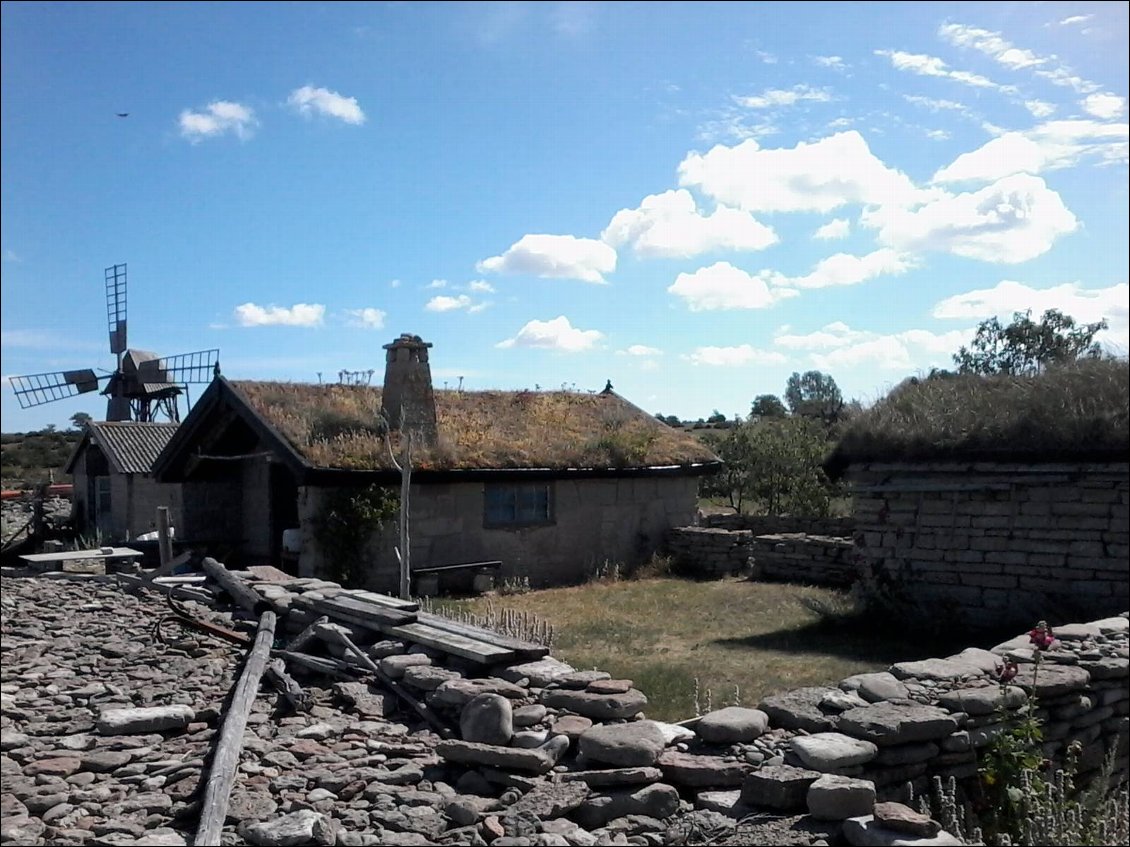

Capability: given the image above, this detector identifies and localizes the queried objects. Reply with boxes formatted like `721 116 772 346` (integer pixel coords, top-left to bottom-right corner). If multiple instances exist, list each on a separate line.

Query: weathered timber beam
265 657 311 713
194 609 276 846
201 557 268 616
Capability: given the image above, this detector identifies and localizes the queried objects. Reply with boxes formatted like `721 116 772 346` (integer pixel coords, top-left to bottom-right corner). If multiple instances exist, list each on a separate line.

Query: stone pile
2 567 1127 847
700 514 854 538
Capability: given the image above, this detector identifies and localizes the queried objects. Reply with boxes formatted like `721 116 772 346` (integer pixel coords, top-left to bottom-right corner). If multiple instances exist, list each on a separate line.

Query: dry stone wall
665 527 753 578
702 513 854 537
849 462 1129 629
750 534 855 587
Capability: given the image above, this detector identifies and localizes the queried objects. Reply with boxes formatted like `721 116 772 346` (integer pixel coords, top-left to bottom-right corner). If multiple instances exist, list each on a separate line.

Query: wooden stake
157 506 173 569
194 609 276 846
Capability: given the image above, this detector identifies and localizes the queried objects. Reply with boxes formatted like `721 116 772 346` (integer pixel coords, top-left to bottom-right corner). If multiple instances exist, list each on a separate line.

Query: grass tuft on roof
231 381 719 472
826 358 1129 473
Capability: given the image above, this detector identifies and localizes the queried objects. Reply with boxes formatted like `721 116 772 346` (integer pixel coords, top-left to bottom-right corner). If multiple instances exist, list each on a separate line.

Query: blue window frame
484 482 553 528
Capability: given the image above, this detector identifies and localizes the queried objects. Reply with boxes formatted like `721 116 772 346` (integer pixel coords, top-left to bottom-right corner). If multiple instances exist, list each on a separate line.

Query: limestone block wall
848 462 1129 629
702 513 854 537
665 527 753 578
751 533 855 586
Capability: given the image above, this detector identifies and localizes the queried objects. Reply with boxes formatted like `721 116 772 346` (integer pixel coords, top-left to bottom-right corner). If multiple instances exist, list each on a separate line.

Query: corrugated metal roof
88 421 180 475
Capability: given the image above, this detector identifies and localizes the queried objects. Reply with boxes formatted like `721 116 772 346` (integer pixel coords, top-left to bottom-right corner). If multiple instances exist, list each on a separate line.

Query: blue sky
2 1 1128 432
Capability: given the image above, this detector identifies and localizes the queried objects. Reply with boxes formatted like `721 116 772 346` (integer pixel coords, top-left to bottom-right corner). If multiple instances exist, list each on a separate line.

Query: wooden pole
201 557 266 616
399 432 412 600
156 506 173 569
265 657 311 712
194 609 276 846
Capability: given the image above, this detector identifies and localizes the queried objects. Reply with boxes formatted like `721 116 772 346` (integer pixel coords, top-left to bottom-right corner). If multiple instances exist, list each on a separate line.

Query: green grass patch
441 576 996 722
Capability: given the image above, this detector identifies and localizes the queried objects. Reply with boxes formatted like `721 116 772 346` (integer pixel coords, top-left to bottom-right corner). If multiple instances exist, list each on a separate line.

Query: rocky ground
0 575 834 847
1 496 72 547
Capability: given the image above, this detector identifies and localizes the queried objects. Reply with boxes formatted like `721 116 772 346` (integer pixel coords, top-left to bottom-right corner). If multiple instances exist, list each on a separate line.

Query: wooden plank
382 621 516 664
290 595 415 633
20 546 144 564
141 551 193 583
347 589 419 613
194 610 277 847
415 611 549 659
202 558 266 615
308 593 417 627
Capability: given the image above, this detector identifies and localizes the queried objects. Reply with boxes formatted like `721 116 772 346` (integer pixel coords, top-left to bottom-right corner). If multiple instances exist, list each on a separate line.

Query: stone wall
665 527 753 578
299 475 701 591
848 462 1129 629
751 533 855 587
702 513 854 537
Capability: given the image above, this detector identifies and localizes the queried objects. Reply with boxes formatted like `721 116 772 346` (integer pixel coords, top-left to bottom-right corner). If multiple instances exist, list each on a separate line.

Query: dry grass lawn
440 576 994 722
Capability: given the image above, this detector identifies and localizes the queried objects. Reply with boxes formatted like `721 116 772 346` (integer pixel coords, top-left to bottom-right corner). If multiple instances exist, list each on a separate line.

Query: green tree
785 371 844 423
953 308 1107 376
703 417 834 515
750 394 788 419
70 411 92 430
706 409 727 424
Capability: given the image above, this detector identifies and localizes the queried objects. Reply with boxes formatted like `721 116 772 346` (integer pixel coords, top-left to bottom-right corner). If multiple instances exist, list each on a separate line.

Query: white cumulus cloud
683 345 786 367
617 345 663 356
234 302 325 327
937 23 1047 70
345 307 386 329
667 262 796 311
425 295 474 312
179 101 258 142
783 249 916 289
735 84 832 109
677 131 922 214
1082 93 1127 120
496 316 603 352
602 189 778 258
774 322 974 371
467 280 495 293
477 234 616 284
287 85 366 124
1025 100 1056 118
862 173 1078 263
813 218 851 240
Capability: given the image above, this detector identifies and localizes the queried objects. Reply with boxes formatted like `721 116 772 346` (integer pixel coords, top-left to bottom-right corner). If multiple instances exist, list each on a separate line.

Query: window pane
485 483 550 526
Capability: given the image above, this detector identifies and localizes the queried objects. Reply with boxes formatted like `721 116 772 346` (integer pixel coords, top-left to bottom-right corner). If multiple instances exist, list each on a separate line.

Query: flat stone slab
836 703 959 747
241 809 334 847
497 657 576 687
657 750 750 787
740 764 823 811
540 687 648 720
843 816 963 847
431 677 529 708
557 766 662 787
759 688 838 733
1018 663 1091 698
807 774 876 821
946 648 1003 675
1053 623 1103 641
790 732 878 771
938 685 1026 716
506 780 590 820
95 705 195 736
695 707 770 743
1093 617 1129 634
436 740 555 774
888 658 983 682
842 672 909 703
578 721 669 767
573 783 680 830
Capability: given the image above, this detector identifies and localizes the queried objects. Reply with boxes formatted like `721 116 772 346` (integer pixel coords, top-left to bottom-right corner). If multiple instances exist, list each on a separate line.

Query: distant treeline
1 428 82 487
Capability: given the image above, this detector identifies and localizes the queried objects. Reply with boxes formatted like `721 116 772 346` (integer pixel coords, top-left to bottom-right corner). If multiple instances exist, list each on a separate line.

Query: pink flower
995 660 1019 683
1028 620 1055 651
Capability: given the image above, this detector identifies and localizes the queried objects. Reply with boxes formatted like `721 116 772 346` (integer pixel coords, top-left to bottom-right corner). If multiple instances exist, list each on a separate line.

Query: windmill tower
10 263 220 423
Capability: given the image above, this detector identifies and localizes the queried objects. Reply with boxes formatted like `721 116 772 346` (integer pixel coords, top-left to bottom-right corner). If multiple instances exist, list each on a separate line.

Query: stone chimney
381 334 438 445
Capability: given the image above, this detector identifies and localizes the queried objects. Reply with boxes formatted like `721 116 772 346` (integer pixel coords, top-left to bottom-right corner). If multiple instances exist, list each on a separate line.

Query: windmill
10 264 220 423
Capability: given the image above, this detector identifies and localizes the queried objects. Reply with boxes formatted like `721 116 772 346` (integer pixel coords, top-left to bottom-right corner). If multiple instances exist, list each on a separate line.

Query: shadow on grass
712 615 1015 666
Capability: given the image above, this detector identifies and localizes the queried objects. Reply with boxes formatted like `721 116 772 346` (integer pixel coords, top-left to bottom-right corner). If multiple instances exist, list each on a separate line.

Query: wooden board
20 546 143 564
415 611 549 660
292 594 416 630
383 621 516 664
347 589 419 613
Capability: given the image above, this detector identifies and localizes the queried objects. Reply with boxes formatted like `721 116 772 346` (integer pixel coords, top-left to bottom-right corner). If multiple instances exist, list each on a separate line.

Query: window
484 482 553 528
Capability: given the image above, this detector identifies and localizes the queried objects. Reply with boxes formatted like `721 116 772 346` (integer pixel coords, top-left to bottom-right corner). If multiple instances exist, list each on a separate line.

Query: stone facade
849 462 1129 629
751 533 855 586
299 475 700 592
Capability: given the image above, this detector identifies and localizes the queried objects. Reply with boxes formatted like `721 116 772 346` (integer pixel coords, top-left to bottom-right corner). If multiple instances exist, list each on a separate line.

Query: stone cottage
825 360 1129 629
65 420 183 542
153 334 720 590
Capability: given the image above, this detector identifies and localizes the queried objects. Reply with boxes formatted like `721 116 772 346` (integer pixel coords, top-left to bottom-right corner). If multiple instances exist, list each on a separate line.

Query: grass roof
826 358 1129 474
230 380 719 472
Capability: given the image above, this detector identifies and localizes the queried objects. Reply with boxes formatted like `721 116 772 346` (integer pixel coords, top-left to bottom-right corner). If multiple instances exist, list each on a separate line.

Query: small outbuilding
154 334 721 591
65 421 183 542
825 360 1129 630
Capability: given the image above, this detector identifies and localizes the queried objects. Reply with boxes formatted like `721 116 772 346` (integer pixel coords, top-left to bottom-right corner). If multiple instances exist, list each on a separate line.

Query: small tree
706 409 727 424
69 411 92 430
785 371 844 423
953 308 1107 376
750 394 788 419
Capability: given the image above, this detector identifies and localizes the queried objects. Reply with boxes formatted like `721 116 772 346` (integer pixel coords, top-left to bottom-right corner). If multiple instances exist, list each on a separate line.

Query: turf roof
825 358 1129 475
230 380 719 472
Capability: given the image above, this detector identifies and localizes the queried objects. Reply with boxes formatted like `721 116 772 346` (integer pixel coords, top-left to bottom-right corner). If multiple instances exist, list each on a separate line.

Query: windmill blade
9 369 104 409
139 349 220 384
105 263 128 355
